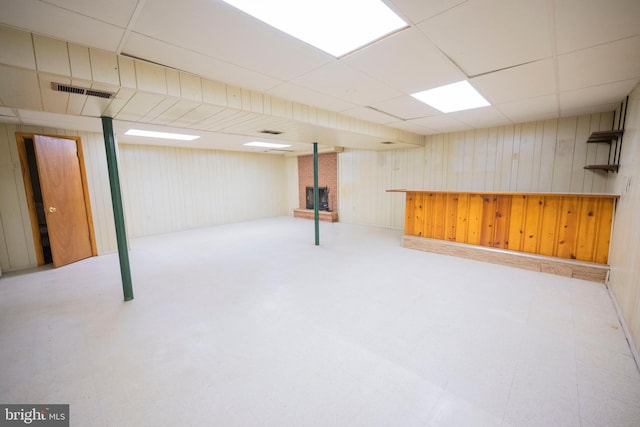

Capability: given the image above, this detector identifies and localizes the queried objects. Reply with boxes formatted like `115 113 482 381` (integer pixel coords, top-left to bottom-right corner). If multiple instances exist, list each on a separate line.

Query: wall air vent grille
51 82 114 99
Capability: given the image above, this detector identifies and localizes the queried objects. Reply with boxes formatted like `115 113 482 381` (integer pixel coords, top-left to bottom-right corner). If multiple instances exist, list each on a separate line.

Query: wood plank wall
605 83 640 358
0 123 293 271
339 112 614 229
118 144 290 237
403 191 616 264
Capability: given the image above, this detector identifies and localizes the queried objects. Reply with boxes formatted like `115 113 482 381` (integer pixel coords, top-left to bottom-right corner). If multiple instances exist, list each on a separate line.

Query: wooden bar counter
389 190 619 282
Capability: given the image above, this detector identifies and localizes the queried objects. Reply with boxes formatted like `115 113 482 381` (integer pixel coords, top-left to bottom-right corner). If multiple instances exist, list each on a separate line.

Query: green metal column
313 142 319 246
101 116 134 301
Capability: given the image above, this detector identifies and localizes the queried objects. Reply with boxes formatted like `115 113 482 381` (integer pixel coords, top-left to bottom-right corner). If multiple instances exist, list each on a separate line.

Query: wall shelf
584 164 620 172
586 129 624 143
582 129 622 172
584 98 628 173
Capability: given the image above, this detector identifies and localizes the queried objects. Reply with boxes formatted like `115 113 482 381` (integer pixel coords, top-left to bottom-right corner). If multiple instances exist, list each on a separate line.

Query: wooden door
33 135 93 267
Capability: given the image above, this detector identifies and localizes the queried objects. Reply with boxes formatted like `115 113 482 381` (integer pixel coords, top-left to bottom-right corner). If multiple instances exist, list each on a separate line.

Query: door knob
48 207 57 213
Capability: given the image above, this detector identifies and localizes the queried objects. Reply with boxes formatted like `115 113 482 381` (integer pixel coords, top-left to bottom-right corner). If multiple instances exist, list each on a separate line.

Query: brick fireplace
294 152 338 222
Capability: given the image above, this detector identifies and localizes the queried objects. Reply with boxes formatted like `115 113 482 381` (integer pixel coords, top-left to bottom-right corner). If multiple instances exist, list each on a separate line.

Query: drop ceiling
0 0 639 153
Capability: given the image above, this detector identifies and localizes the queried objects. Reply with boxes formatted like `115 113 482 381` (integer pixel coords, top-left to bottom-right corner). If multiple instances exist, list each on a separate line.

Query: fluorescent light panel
220 0 407 57
411 81 490 113
244 141 291 149
125 129 200 141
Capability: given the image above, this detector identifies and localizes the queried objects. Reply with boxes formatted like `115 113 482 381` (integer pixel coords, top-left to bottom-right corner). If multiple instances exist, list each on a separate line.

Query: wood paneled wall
403 191 616 264
339 112 614 229
0 124 117 272
606 83 640 358
118 144 289 237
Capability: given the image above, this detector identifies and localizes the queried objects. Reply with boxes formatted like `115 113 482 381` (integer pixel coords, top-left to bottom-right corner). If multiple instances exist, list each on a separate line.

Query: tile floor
0 217 639 426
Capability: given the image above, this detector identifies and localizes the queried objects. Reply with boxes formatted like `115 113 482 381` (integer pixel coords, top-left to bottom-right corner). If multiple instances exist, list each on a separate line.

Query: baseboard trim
402 235 609 283
606 284 640 373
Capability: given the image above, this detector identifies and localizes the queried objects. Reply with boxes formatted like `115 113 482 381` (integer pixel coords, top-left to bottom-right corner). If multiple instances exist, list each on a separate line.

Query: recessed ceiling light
244 141 292 149
411 81 490 113
124 129 200 141
220 0 407 57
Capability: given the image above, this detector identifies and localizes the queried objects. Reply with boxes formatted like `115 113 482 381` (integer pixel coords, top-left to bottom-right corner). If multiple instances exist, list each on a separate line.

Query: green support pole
313 142 320 246
101 117 134 301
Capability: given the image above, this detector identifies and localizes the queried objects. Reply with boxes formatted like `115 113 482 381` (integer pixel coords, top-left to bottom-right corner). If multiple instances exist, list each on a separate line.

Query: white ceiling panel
292 62 403 106
419 0 553 76
344 27 465 94
266 82 355 113
39 73 69 114
407 115 472 133
151 100 201 125
368 96 440 121
341 106 397 125
560 79 639 115
450 106 512 129
555 0 640 54
42 0 140 28
387 119 437 135
0 66 42 111
17 109 102 132
470 59 556 104
495 95 559 123
123 32 282 92
0 26 36 69
0 0 125 52
558 36 640 92
169 104 227 127
130 0 332 81
116 92 167 121
387 0 469 24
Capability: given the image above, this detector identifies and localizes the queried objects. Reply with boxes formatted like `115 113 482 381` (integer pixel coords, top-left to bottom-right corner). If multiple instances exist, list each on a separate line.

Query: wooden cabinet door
34 135 93 267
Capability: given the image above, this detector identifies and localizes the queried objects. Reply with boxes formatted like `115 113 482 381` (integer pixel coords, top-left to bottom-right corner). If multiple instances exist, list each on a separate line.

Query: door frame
16 132 98 266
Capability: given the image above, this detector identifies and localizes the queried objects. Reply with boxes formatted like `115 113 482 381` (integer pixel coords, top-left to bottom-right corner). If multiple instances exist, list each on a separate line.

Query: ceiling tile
292 62 403 106
266 82 355 113
344 27 465 94
558 36 640 92
407 115 472 133
42 0 139 28
495 94 559 123
555 0 640 54
123 33 282 92
0 66 42 110
369 96 440 120
419 0 553 76
39 74 70 114
0 26 36 69
17 109 102 132
168 104 227 127
116 92 167 121
131 0 332 81
559 79 638 115
0 0 124 52
342 107 397 125
387 120 438 135
450 106 512 128
470 59 556 104
387 0 469 24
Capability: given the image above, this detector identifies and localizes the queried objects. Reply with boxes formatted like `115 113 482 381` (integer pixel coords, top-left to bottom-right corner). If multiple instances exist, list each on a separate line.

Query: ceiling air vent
259 129 283 135
51 82 114 99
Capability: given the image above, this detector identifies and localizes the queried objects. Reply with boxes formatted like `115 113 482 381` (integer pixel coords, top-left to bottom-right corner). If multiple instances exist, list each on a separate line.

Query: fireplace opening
306 186 330 211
